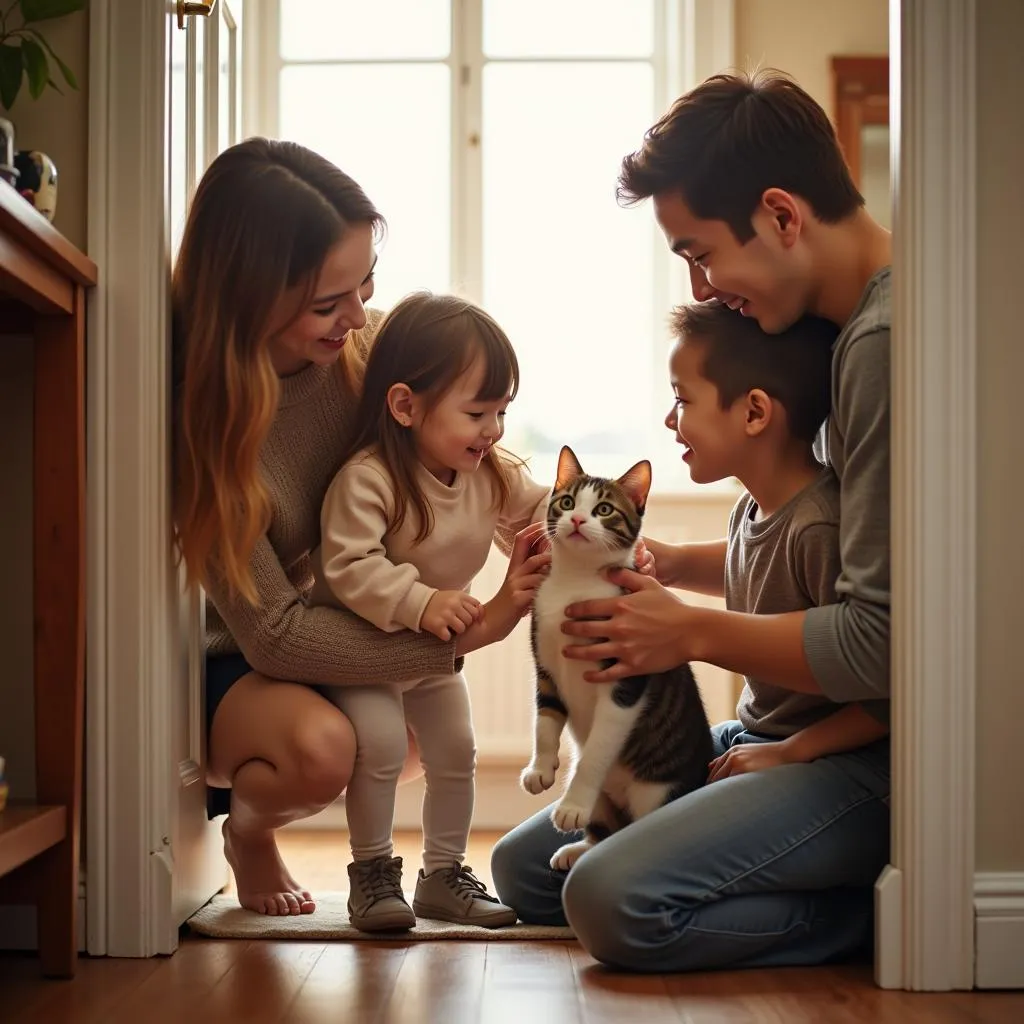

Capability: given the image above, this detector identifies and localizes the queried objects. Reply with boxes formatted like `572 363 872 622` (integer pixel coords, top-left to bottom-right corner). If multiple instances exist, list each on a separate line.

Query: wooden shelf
0 804 66 878
0 180 96 978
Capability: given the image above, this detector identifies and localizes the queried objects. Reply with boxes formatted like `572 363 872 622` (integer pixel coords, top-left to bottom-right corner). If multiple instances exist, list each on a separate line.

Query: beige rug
187 892 576 942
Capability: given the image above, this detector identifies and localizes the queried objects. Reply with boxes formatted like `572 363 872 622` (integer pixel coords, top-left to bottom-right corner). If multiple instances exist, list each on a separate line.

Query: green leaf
0 42 23 110
21 36 47 99
20 0 87 25
25 28 76 88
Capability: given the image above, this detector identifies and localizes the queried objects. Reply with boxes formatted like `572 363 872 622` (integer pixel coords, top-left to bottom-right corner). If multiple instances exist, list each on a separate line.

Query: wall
734 0 889 111
0 9 88 805
974 0 1024 873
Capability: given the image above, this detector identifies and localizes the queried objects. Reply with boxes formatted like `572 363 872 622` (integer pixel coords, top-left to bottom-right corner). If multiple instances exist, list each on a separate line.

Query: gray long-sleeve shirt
804 266 891 703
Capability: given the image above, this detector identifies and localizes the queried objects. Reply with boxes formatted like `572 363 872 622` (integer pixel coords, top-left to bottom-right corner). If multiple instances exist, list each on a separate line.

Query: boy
663 302 888 784
493 70 891 974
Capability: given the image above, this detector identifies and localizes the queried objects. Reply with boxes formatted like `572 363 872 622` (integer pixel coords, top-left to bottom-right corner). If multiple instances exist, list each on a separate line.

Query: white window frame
244 0 734 493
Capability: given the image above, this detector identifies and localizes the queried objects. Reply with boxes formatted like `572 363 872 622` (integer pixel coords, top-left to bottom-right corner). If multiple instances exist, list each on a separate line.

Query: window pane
482 62 656 477
279 65 451 309
280 0 450 61
484 0 653 57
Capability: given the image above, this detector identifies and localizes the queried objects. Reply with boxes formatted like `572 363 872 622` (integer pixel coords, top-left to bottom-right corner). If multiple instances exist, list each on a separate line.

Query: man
491 70 892 974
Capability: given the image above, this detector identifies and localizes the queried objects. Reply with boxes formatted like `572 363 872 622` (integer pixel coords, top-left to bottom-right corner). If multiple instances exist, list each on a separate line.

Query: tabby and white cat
522 446 713 871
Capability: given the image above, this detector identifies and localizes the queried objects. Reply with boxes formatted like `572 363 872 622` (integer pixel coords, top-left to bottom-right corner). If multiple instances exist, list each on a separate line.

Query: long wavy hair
339 291 522 543
172 138 384 604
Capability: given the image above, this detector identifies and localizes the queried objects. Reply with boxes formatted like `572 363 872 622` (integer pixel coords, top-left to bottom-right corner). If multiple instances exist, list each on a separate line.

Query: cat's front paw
550 839 594 872
551 796 592 833
520 758 559 795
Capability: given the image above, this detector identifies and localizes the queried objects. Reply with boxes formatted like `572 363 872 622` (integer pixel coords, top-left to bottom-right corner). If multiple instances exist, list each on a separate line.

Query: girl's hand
455 525 551 656
707 740 796 783
421 589 483 641
560 568 691 682
634 538 656 577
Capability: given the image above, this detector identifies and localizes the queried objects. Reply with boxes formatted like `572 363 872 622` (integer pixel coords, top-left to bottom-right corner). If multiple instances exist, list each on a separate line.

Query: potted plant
0 0 85 216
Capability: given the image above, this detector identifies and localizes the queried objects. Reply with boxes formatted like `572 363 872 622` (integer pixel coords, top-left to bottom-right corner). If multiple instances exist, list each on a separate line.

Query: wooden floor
1 831 1021 1023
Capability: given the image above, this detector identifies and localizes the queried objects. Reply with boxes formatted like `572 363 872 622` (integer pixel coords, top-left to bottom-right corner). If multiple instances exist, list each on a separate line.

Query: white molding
879 0 977 991
683 0 735 85
85 0 175 958
975 873 1024 989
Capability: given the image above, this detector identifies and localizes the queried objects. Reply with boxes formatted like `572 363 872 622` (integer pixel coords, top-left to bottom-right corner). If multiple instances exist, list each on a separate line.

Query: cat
522 445 714 871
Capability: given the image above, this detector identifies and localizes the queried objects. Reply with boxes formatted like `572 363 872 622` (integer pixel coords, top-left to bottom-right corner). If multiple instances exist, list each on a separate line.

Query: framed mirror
831 55 891 229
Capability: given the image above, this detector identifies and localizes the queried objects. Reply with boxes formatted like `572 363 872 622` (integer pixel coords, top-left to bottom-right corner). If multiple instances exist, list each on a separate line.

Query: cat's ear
617 460 652 512
555 445 585 490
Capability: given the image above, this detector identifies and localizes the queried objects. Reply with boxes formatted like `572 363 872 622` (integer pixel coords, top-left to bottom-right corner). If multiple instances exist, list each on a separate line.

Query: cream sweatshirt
310 449 549 631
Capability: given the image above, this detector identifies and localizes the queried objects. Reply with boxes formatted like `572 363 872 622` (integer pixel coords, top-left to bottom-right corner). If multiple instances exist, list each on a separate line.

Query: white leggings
327 673 476 875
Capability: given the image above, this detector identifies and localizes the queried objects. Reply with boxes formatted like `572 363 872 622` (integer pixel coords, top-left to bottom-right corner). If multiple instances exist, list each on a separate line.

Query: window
256 0 733 492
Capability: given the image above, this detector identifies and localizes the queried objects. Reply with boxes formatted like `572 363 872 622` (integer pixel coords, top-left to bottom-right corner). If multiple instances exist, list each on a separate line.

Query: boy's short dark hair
619 69 863 242
670 303 837 444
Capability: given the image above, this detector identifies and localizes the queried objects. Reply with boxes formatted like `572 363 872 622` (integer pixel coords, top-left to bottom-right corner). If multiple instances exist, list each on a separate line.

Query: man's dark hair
620 70 863 242
670 302 837 444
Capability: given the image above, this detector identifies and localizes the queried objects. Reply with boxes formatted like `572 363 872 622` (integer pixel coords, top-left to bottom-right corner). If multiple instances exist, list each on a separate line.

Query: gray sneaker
413 862 518 928
346 856 416 932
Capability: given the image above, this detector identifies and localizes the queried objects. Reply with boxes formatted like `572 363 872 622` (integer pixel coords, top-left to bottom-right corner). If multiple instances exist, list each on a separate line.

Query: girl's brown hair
172 137 384 604
340 291 521 543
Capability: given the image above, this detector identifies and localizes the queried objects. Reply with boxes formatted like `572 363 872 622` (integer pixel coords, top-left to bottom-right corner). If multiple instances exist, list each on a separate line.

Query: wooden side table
0 181 96 977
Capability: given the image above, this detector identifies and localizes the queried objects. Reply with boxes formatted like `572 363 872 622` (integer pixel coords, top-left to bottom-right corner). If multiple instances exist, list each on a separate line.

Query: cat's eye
594 502 615 517
556 495 575 511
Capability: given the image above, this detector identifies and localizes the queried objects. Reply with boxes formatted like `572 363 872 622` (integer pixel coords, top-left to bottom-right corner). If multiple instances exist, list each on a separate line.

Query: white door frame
85 0 180 957
873 0 977 991
86 0 983 983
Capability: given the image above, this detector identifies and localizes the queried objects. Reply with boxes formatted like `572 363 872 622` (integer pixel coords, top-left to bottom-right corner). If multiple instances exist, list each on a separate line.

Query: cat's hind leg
550 794 617 872
552 687 644 833
625 779 675 822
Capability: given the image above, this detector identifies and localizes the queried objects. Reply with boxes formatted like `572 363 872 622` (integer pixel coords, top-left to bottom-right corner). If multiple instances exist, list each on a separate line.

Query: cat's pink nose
571 515 585 528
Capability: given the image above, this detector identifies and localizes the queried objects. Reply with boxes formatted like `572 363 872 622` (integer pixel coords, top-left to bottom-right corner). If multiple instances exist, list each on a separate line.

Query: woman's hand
560 568 697 682
707 740 796 783
455 524 551 656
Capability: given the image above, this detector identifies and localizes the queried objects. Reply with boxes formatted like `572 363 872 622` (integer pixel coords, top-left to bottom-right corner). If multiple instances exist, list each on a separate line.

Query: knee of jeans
489 824 540 907
290 713 356 807
563 851 669 971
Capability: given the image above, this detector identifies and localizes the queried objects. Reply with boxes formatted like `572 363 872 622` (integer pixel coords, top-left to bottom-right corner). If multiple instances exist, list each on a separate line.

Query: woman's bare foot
222 819 316 916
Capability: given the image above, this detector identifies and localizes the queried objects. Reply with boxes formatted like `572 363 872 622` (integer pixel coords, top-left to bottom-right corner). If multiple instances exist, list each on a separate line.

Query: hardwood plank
0 804 65 876
202 941 326 1023
383 941 488 1024
570 943 683 1024
479 942 583 1024
0 952 163 1024
109 939 252 1023
284 942 408 1024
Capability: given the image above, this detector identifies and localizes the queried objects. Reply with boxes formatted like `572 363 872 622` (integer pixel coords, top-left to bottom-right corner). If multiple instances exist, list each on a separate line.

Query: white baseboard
975 872 1024 988
284 756 559 835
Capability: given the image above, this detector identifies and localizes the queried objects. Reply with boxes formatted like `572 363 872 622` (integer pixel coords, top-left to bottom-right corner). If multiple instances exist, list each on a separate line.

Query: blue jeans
491 720 890 973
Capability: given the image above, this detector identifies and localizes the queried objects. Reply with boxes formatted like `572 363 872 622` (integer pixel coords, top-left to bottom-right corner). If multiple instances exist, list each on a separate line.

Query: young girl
309 291 550 932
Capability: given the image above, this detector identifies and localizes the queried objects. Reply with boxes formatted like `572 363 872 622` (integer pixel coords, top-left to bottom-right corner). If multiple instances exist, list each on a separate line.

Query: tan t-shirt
310 448 549 631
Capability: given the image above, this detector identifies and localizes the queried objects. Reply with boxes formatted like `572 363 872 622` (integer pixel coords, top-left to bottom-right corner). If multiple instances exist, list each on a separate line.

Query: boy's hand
421 590 482 642
707 740 796 783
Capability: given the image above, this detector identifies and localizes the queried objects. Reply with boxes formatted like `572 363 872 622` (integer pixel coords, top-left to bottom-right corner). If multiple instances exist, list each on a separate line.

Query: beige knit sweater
204 309 460 686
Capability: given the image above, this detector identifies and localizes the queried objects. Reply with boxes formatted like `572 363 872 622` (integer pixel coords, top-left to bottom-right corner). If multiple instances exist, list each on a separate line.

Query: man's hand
707 740 796 783
560 568 696 682
421 590 482 642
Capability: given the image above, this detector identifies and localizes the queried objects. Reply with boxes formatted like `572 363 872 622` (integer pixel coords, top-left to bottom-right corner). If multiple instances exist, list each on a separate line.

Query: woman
172 138 545 916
